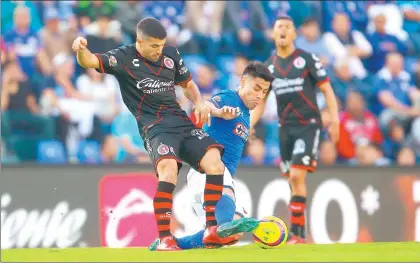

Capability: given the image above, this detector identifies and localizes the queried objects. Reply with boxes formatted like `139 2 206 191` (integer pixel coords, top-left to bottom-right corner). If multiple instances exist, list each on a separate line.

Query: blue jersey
203 90 250 176
3 28 42 76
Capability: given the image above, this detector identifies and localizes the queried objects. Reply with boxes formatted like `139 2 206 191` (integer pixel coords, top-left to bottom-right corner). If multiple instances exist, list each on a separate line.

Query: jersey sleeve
172 47 192 85
306 53 330 86
94 48 124 76
208 92 231 109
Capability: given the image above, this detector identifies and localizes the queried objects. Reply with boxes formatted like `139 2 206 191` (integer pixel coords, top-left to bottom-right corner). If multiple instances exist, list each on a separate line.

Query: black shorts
144 126 224 175
279 124 321 176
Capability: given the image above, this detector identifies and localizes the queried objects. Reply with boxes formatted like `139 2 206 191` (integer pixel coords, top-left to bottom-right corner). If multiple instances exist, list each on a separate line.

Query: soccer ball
253 216 288 249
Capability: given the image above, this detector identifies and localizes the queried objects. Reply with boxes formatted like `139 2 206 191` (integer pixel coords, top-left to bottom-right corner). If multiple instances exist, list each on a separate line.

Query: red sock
289 195 306 238
204 174 223 227
153 181 175 238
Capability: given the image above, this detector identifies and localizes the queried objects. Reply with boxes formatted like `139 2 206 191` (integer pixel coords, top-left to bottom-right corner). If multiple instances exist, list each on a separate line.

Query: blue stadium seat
77 140 102 164
405 56 418 74
216 55 235 74
37 140 67 164
182 55 208 75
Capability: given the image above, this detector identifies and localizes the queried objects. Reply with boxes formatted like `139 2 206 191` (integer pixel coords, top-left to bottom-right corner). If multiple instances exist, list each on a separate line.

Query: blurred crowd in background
1 0 420 167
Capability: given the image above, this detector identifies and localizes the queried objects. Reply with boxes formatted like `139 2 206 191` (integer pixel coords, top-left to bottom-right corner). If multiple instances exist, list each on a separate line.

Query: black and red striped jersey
95 44 193 138
264 49 330 127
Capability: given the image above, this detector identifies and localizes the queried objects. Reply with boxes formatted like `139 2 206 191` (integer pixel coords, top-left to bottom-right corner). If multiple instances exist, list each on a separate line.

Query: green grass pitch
2 242 420 262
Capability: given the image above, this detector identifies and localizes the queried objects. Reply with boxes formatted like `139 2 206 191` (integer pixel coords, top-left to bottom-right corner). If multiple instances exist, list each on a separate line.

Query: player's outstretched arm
72 37 100 69
205 101 239 120
319 82 340 143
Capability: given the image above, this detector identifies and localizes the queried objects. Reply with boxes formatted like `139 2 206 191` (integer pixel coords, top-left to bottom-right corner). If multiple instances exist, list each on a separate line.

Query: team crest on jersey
293 57 306 69
109 55 117 67
164 57 174 69
157 143 170 155
234 123 249 141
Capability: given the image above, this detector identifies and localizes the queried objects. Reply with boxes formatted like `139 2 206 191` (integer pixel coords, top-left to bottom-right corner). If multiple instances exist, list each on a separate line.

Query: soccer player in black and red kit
251 16 340 244
72 18 237 251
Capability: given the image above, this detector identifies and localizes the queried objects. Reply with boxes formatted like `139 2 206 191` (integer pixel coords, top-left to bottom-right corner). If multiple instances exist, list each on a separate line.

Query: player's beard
277 39 294 52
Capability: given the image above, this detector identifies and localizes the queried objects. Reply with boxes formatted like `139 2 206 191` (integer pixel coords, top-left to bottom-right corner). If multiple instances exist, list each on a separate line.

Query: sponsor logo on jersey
157 143 170 155
178 66 188 75
136 78 175 93
109 55 117 67
132 59 140 67
164 57 174 69
293 57 306 69
271 77 304 95
317 69 327 77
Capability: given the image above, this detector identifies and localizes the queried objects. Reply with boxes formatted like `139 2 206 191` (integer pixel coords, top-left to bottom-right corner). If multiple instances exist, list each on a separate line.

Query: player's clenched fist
72 37 87 52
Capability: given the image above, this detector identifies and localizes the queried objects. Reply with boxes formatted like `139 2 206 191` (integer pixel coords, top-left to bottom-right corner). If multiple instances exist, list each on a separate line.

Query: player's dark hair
242 61 274 83
136 17 167 40
274 14 295 27
276 14 293 22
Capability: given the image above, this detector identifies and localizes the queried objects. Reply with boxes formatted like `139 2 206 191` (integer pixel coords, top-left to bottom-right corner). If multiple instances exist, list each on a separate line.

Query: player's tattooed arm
72 37 100 69
319 82 340 143
179 80 211 125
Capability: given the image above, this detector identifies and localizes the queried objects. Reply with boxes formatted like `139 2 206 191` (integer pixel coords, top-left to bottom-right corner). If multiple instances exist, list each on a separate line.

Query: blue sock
175 230 205 250
175 195 235 250
215 194 236 225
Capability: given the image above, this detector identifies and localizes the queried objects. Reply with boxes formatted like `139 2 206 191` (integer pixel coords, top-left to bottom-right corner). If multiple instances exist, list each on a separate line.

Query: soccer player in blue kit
149 61 274 250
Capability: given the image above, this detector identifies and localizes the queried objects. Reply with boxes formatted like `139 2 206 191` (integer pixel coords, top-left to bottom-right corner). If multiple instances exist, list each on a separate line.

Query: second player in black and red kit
72 18 238 251
251 16 340 244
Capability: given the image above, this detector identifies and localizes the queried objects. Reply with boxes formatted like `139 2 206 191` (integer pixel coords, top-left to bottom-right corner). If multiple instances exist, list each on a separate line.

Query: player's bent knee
200 148 224 174
289 167 307 184
156 158 178 184
223 188 235 202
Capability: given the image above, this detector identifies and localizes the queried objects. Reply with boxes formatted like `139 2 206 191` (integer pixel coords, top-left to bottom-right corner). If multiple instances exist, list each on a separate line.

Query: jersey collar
132 44 163 65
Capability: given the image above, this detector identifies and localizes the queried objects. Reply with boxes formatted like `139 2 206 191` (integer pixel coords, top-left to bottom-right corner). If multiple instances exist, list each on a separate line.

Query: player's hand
194 102 211 126
72 37 88 52
328 120 340 144
248 126 257 142
408 107 420 117
219 106 241 120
